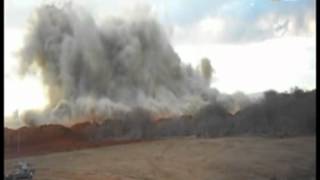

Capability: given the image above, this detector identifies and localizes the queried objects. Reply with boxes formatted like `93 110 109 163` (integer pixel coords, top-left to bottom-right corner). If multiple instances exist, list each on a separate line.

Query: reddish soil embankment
4 123 142 159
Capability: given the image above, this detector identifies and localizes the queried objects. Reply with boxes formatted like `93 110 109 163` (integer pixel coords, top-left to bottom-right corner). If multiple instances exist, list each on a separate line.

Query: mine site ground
5 136 315 180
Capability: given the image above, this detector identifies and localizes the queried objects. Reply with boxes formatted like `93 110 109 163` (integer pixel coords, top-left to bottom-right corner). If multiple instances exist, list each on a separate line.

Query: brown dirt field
4 124 144 159
5 136 315 180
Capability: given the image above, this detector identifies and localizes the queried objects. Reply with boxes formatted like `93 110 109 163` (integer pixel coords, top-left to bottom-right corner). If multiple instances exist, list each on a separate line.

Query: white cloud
4 0 316 114
5 75 49 117
4 26 49 116
171 1 315 44
173 36 315 94
4 27 26 76
172 16 226 44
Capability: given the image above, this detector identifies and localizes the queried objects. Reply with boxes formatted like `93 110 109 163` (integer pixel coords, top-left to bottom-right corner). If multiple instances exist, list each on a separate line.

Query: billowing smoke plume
17 4 212 125
200 57 214 83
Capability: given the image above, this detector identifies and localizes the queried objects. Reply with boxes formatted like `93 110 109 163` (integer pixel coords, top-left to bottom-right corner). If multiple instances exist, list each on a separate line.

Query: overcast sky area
4 0 316 116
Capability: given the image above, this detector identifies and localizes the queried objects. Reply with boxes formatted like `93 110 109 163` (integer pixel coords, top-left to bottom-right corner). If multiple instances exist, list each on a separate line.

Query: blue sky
4 0 316 116
5 0 315 42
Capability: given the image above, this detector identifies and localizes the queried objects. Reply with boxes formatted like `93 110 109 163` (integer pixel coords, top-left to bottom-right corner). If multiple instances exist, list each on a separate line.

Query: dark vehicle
5 162 35 180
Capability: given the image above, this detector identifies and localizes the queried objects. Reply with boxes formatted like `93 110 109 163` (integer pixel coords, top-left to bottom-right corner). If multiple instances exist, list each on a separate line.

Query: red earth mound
4 123 143 159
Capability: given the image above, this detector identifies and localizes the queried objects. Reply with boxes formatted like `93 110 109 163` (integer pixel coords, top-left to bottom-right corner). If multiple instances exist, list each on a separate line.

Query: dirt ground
4 136 315 180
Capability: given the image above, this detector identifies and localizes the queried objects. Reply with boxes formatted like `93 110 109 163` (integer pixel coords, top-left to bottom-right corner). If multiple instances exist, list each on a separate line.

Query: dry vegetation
5 89 315 160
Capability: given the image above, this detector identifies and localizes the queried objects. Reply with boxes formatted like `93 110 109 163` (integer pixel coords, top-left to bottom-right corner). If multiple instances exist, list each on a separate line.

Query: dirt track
5 136 315 180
